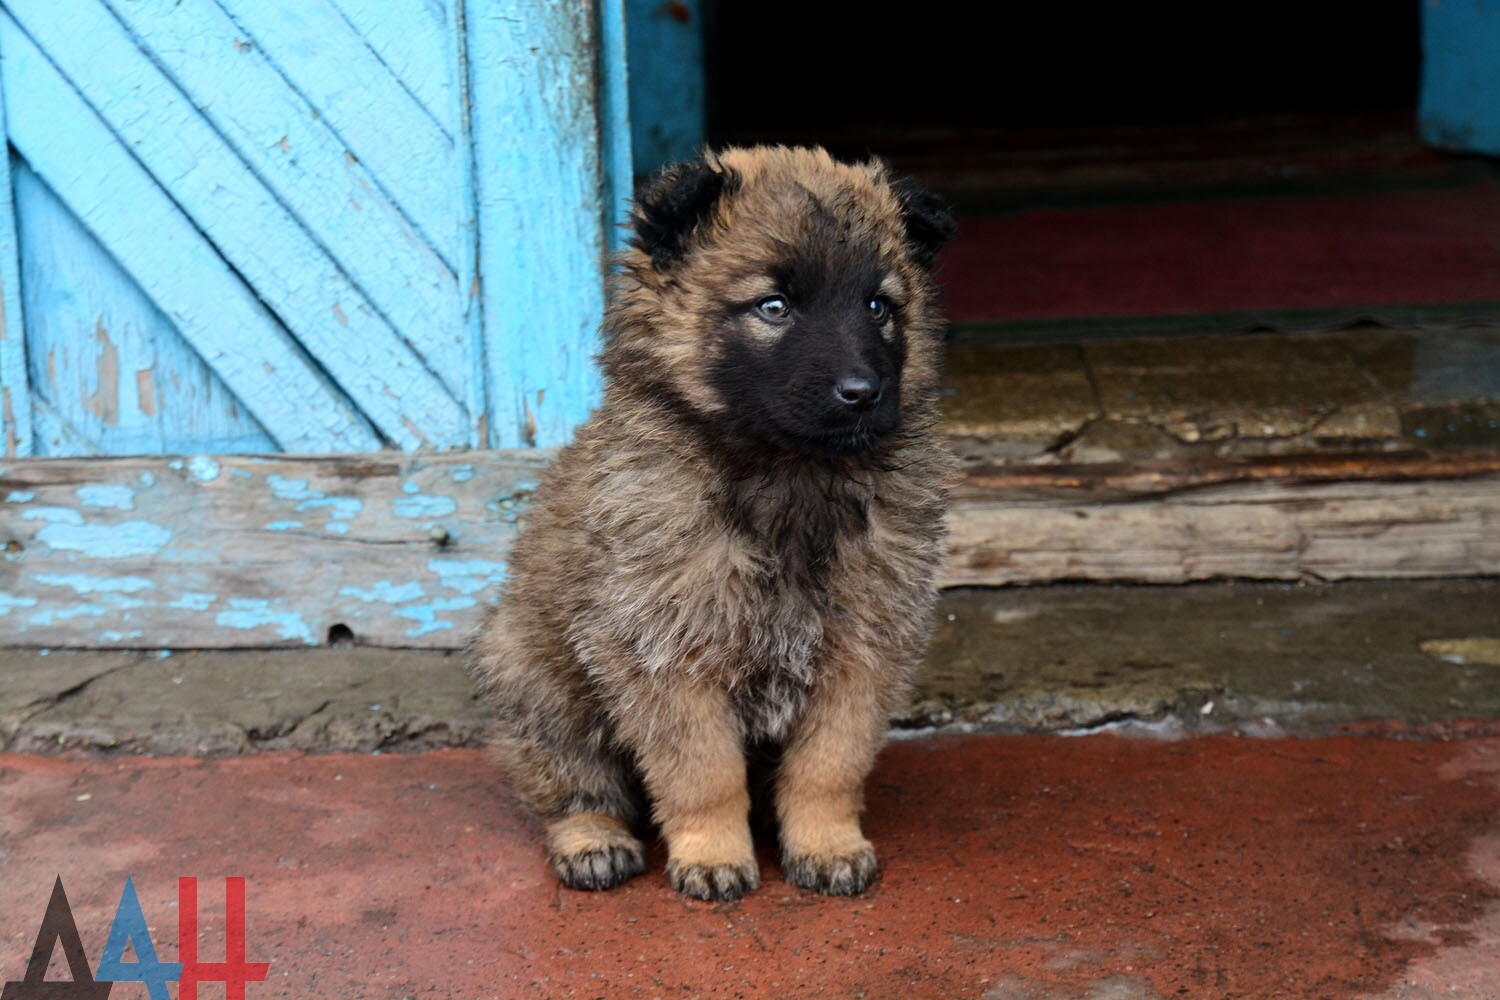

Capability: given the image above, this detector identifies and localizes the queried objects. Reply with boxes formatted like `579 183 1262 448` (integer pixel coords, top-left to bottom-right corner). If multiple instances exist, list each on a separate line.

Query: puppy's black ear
631 155 734 271
891 177 958 269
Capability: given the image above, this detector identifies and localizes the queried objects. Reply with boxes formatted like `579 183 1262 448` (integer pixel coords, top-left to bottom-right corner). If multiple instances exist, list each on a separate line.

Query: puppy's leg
616 677 759 901
477 645 647 891
776 656 888 895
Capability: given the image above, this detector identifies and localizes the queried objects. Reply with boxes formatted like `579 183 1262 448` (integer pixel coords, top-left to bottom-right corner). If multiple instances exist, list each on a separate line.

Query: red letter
176 878 269 1000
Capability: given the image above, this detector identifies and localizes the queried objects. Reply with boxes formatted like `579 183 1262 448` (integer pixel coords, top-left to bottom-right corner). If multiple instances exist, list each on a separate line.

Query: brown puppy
470 146 956 900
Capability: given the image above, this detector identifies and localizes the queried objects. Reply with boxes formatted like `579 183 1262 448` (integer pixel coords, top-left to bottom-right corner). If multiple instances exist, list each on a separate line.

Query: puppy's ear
631 155 735 271
890 177 958 269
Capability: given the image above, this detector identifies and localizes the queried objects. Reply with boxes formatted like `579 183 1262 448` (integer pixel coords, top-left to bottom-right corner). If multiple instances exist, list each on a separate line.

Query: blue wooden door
0 0 630 459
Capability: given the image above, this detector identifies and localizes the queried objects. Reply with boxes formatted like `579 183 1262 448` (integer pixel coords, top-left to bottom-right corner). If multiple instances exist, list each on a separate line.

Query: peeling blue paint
325 521 350 534
228 468 253 479
215 599 313 643
188 456 221 482
402 480 420 494
76 485 136 510
170 592 216 611
35 573 154 594
22 506 84 525
296 496 363 520
138 471 156 487
267 474 320 501
450 465 474 483
397 596 475 637
29 603 114 626
99 629 145 642
0 592 40 615
341 579 425 603
36 519 173 558
266 521 302 531
5 490 37 503
428 557 507 595
393 493 457 519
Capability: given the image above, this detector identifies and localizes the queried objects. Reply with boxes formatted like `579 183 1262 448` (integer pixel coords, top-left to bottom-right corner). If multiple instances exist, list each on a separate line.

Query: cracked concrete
5 578 1499 754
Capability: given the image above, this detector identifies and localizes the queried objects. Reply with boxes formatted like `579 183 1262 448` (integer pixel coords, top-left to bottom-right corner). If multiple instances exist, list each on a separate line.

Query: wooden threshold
2 449 1497 649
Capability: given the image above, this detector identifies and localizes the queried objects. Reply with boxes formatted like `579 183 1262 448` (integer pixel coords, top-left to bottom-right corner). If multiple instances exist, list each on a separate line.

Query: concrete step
6 578 1498 755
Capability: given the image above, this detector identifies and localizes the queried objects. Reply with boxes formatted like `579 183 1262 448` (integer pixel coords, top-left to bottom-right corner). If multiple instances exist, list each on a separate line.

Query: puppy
470 146 956 900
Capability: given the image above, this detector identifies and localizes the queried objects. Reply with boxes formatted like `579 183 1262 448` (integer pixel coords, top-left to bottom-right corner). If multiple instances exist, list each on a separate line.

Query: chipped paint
170 593 216 611
31 513 173 558
267 474 319 501
188 456 221 482
397 596 475 637
0 592 40 615
2 451 553 647
215 599 314 643
35 573 154 594
76 484 135 510
428 557 507 595
341 580 425 603
393 493 457 519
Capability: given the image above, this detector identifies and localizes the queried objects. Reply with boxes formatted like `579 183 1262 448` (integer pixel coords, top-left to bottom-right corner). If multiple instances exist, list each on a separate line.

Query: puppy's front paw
667 858 761 901
783 845 879 896
551 843 646 890
546 813 646 891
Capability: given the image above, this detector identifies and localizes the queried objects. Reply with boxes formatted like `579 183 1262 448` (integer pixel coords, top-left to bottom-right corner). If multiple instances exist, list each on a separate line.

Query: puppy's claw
783 846 879 896
551 842 646 891
668 859 761 901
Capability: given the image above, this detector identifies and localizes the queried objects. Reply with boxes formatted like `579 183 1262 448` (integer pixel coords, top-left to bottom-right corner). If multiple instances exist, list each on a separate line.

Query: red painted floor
2 735 1498 999
943 180 1500 325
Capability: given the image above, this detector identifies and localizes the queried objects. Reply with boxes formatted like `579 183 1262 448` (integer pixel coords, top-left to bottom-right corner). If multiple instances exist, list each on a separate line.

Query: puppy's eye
755 296 791 321
868 296 891 322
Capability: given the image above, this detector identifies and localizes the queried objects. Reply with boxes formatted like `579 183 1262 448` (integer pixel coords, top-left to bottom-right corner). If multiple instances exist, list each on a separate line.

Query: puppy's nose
834 375 882 411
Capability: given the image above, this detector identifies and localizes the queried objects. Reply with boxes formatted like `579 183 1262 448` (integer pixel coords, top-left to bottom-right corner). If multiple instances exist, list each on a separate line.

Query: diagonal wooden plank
0 22 32 458
30 395 101 457
100 0 469 409
6 0 471 450
0 12 380 453
328 0 459 141
214 0 459 267
13 161 279 456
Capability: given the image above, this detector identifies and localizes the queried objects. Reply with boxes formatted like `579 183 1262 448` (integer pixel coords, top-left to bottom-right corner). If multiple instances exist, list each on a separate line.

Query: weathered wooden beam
2 450 1498 649
1 452 549 648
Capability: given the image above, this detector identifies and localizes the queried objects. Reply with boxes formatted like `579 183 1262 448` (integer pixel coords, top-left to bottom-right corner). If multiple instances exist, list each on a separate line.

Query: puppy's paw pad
551 842 646 891
668 859 761 901
783 846 878 896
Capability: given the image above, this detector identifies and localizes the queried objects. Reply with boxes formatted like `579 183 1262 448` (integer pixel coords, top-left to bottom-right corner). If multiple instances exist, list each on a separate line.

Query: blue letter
95 877 181 1000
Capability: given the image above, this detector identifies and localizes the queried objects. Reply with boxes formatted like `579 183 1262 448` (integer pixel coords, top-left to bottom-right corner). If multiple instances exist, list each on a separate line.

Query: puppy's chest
718 479 872 740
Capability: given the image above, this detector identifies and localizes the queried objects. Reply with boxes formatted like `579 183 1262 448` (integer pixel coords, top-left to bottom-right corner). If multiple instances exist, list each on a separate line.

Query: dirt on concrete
3 578 1499 754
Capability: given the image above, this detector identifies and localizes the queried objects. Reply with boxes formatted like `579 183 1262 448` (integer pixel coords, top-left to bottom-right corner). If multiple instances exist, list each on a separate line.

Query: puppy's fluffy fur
470 146 956 900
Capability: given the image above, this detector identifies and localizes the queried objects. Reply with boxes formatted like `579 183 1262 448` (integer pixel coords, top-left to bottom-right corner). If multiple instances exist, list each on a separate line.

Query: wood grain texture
215 0 460 267
469 0 612 448
3 451 1498 649
321 0 459 144
9 0 469 450
0 10 381 454
0 21 30 458
14 163 278 456
1 451 550 648
99 0 469 412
